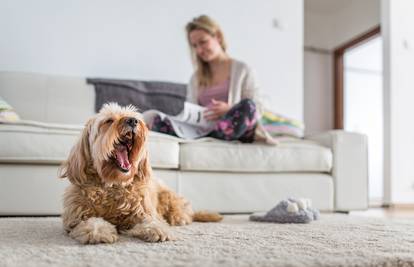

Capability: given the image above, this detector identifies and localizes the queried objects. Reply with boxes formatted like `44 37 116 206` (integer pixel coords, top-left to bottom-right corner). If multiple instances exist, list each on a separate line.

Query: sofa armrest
306 130 368 211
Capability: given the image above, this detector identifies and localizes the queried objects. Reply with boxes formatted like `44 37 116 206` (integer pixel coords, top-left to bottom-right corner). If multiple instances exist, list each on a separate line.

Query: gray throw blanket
88 78 187 116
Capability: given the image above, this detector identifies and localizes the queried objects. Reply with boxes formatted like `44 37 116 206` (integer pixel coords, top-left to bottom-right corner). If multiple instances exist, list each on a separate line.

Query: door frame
333 25 381 129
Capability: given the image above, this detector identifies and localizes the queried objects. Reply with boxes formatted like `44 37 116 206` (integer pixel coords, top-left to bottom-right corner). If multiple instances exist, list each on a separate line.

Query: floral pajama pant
151 98 258 143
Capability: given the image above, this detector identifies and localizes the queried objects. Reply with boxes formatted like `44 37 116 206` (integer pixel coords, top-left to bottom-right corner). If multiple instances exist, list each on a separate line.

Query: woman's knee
240 98 255 107
240 98 254 105
238 98 256 113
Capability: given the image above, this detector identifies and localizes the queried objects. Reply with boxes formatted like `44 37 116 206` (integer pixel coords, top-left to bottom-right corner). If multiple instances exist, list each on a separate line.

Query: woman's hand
204 99 231 121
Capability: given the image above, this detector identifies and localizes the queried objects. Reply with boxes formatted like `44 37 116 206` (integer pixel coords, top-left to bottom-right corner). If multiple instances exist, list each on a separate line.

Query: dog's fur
60 103 221 244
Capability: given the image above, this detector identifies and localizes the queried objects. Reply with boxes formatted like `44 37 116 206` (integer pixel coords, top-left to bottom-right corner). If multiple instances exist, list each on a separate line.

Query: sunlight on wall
344 36 383 203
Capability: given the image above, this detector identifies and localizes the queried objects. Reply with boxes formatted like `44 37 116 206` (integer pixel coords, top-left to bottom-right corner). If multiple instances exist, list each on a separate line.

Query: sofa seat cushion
179 139 332 173
0 122 179 169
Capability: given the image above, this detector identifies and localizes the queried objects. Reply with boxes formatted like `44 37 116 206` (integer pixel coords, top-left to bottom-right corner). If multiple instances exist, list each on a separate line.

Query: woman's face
189 29 223 62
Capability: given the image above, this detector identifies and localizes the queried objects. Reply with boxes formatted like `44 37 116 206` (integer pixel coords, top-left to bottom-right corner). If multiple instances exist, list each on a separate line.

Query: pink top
198 79 230 107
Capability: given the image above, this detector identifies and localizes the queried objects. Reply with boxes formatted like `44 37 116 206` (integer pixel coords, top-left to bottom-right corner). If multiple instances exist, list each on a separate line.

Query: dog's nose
125 117 138 127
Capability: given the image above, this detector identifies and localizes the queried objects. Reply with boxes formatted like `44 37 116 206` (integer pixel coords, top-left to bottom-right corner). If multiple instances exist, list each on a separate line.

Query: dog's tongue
115 146 131 170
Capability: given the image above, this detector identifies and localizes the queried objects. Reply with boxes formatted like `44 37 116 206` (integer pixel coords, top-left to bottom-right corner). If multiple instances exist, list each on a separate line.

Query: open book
142 102 215 139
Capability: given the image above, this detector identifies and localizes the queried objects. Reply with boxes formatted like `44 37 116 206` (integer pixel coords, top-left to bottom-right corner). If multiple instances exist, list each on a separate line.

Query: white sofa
0 72 368 215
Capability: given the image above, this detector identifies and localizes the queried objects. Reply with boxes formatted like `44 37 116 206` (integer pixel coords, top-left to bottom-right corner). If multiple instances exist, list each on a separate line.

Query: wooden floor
350 207 414 219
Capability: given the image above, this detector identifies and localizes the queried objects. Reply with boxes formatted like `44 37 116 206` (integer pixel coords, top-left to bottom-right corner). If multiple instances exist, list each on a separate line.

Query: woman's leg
208 98 257 143
150 115 178 137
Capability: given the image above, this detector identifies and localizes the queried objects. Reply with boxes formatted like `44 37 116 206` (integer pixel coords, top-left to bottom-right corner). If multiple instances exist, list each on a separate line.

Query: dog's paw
69 217 118 244
165 200 194 226
139 225 174 242
167 213 193 226
125 220 175 242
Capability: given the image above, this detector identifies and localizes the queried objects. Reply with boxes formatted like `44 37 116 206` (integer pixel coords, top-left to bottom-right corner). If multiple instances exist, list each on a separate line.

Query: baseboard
388 204 414 209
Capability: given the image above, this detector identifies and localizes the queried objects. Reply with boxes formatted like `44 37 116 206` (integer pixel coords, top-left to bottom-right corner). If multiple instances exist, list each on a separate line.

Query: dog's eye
105 119 114 124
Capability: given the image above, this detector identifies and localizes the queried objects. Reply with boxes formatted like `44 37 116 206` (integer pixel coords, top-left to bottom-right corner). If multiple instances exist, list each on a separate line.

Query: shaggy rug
1 214 414 267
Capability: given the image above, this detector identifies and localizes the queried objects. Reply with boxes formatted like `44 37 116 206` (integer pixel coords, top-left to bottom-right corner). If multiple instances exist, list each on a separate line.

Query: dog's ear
136 150 152 182
133 120 152 182
59 119 93 185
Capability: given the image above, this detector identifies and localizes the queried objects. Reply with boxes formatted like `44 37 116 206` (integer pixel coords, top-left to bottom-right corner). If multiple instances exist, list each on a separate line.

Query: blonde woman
152 15 274 143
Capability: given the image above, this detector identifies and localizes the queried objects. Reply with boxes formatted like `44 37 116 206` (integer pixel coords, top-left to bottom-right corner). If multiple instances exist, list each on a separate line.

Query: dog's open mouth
112 131 134 173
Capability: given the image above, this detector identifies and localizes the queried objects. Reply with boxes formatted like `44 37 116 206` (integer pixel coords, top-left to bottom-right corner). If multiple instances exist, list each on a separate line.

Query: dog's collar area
103 178 133 188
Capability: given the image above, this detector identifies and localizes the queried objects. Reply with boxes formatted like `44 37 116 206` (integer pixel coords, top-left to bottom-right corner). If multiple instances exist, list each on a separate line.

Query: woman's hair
186 15 227 87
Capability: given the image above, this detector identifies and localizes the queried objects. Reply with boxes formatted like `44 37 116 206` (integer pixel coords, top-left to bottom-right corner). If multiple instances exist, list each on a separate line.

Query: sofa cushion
0 72 95 124
0 122 179 169
179 139 332 173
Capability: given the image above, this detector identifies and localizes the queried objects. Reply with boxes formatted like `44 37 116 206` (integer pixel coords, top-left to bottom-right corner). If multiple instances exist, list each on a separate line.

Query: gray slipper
249 198 320 223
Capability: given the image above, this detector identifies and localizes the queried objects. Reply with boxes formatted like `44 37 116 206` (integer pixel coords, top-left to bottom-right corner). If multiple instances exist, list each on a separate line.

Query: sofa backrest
0 72 95 124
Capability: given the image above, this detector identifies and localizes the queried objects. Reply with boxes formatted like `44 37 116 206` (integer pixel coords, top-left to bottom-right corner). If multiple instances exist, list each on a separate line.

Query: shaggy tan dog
60 103 221 244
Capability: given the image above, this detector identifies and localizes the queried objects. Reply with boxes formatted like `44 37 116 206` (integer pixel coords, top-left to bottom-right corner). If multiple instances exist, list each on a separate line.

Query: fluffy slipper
249 198 319 223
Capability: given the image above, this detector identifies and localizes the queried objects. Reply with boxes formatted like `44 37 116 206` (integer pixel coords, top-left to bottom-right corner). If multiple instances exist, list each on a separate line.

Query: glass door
343 36 383 205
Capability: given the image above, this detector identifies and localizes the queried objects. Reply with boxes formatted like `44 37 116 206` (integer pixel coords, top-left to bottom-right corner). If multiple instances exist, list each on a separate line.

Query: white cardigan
186 59 277 145
186 59 263 115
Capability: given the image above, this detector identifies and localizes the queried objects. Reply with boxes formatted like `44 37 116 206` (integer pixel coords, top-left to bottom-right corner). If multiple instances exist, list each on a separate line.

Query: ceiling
305 0 357 14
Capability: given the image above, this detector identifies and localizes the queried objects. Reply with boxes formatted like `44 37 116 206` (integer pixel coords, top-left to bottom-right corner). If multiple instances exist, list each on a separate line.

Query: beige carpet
1 214 414 267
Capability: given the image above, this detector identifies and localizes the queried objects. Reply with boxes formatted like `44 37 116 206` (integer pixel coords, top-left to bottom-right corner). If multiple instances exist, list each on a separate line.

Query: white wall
0 0 304 121
303 50 332 135
382 0 414 204
305 0 381 50
304 0 380 134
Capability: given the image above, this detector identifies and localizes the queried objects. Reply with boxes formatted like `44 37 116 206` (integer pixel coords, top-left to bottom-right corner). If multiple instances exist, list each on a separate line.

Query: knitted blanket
88 78 187 116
